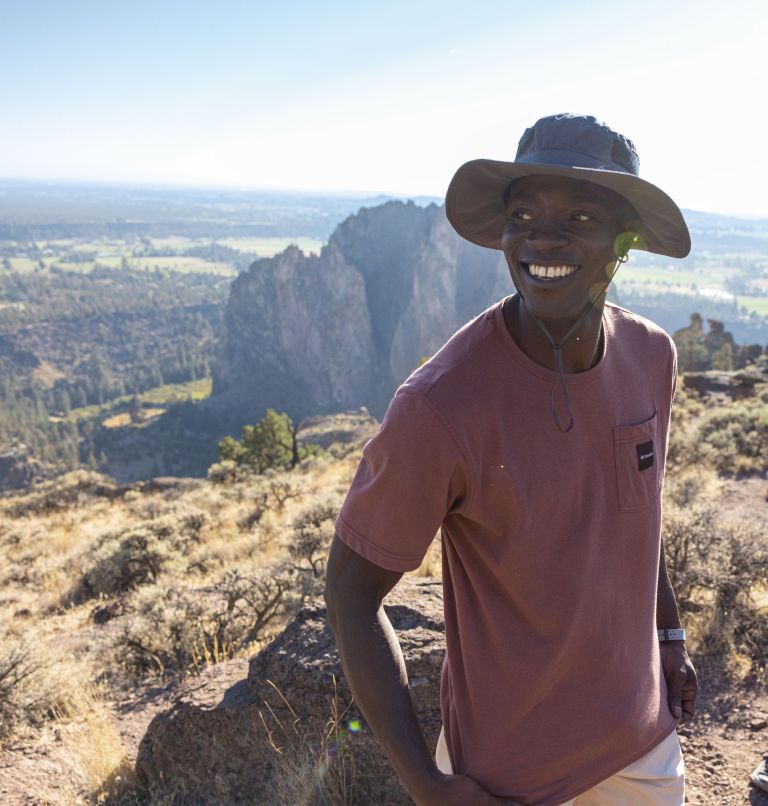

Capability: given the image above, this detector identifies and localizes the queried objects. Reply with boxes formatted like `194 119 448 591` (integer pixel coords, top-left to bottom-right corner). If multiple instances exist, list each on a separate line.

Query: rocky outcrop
136 577 445 805
211 201 508 425
683 367 767 400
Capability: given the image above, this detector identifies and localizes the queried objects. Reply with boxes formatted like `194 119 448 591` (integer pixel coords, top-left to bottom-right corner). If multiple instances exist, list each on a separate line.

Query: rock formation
136 577 444 804
210 201 509 425
682 367 767 400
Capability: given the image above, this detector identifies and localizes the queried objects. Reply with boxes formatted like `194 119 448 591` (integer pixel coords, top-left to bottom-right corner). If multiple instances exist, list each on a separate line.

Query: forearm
656 540 682 629
328 602 440 801
656 539 698 721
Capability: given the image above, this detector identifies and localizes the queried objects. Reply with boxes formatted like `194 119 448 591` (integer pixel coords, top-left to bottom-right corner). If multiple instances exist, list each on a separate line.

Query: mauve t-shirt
335 297 679 805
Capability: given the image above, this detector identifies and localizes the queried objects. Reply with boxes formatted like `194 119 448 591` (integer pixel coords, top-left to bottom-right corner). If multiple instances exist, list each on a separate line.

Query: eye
509 209 534 221
572 212 594 222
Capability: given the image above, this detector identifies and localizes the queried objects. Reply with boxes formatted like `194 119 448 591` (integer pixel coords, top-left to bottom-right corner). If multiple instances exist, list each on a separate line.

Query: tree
711 342 733 372
217 409 319 474
54 387 71 416
128 394 142 424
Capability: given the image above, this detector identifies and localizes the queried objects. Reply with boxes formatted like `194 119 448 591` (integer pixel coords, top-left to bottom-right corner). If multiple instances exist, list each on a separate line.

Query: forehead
504 174 631 211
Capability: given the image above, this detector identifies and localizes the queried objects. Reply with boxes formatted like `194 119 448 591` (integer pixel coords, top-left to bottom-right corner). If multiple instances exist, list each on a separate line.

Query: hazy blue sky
1 0 766 215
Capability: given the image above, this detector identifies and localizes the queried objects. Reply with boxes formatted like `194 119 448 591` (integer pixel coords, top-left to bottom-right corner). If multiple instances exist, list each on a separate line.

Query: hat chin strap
517 256 625 433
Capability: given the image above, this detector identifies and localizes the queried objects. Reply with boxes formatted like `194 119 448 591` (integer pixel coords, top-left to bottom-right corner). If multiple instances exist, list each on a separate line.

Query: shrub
663 470 768 666
74 508 209 601
0 644 39 741
207 459 256 485
663 494 721 607
288 500 339 580
690 399 768 475
0 642 81 742
5 470 119 518
115 562 302 681
698 517 768 660
270 478 301 508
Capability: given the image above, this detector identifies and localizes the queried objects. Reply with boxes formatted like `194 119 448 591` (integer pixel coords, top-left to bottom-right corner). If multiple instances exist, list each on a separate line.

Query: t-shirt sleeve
670 338 679 405
335 389 470 572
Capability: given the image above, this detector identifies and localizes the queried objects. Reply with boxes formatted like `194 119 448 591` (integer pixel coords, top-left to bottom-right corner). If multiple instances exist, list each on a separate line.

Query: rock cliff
211 201 509 423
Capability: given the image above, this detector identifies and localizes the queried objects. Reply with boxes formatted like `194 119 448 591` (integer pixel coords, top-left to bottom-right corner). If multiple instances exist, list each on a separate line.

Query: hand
414 772 520 805
660 641 697 724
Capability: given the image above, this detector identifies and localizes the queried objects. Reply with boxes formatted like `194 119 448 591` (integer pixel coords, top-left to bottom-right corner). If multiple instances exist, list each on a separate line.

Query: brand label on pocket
636 440 654 471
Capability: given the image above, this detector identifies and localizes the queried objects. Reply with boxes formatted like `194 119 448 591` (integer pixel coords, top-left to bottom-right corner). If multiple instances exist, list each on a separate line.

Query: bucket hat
445 113 691 258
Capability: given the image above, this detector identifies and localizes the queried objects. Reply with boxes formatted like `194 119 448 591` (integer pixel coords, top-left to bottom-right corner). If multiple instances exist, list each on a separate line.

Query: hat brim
445 159 691 259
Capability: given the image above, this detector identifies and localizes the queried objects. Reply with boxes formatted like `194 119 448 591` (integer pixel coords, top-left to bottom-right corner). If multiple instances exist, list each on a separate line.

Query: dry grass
0 425 363 799
52 683 136 800
266 679 358 806
0 395 765 800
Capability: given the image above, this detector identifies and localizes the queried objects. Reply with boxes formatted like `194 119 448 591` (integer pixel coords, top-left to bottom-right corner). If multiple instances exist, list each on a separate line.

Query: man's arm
325 535 509 805
657 540 698 723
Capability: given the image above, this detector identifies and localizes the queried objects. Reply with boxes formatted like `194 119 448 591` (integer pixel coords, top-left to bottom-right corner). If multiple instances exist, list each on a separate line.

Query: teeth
526 263 578 279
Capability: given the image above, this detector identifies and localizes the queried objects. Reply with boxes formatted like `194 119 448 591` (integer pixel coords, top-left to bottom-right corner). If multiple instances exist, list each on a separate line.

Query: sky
1 0 767 216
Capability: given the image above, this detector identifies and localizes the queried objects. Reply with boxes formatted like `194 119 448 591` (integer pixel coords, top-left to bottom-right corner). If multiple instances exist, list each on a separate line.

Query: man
325 113 698 805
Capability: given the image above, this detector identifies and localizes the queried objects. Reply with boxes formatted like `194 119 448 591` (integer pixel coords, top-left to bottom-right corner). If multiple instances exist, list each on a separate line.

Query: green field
147 236 200 251
619 259 768 317
8 257 37 271
619 262 728 288
63 378 213 424
89 255 234 275
738 296 768 316
5 235 324 277
219 236 324 256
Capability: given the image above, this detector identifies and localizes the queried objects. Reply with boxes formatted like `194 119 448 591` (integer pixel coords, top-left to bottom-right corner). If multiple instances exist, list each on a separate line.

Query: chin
514 287 599 323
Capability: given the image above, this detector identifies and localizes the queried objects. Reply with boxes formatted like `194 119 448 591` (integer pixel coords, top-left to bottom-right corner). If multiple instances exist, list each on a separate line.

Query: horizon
2 177 766 223
2 0 767 218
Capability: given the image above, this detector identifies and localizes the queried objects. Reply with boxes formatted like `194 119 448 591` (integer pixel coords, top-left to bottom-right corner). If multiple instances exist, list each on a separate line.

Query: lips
521 262 580 280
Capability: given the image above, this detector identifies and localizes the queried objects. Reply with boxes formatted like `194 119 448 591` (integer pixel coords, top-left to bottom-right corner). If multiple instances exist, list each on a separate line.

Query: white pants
435 726 685 805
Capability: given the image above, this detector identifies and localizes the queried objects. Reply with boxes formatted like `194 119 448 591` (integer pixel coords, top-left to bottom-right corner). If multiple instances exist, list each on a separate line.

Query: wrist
657 627 686 642
408 767 446 804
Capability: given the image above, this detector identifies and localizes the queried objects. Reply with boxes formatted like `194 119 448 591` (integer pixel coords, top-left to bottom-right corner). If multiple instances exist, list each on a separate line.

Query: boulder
135 577 445 804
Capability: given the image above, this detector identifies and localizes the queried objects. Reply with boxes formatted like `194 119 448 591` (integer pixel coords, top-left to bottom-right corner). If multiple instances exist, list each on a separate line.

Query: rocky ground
680 664 768 805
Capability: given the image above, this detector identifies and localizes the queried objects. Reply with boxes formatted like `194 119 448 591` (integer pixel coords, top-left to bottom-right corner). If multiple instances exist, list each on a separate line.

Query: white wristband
657 628 686 642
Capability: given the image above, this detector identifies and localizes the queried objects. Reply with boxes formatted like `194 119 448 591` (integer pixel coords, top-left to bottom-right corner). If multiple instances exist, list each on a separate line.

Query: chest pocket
613 411 662 512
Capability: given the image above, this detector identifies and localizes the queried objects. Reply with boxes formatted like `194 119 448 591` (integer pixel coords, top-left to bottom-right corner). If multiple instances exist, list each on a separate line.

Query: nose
526 218 569 249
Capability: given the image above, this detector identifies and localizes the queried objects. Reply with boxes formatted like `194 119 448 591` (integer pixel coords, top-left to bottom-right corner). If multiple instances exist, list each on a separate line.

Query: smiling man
325 114 697 805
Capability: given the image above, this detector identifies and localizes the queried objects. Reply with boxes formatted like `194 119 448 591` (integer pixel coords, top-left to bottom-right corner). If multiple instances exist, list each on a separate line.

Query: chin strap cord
518 255 626 433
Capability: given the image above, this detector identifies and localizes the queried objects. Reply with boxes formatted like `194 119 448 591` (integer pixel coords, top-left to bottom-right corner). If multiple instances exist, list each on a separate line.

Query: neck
504 294 606 373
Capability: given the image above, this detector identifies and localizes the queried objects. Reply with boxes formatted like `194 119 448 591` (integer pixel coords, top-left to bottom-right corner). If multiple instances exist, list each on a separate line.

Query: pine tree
217 409 304 474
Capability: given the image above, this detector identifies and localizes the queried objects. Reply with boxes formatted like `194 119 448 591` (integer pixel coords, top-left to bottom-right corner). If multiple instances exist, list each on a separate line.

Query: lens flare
614 231 645 257
311 720 363 783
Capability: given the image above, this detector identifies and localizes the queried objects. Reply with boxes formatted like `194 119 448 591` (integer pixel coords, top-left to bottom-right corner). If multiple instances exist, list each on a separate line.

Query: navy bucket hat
445 113 691 259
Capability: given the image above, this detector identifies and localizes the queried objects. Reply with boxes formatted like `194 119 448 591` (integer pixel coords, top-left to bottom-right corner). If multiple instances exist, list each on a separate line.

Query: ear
614 229 642 259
